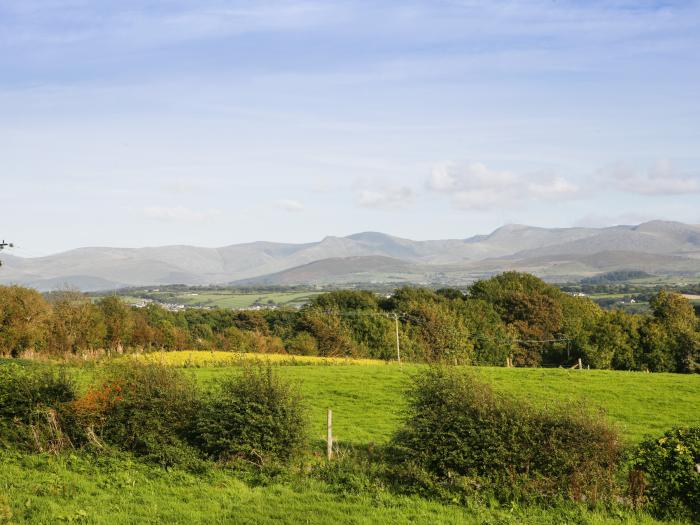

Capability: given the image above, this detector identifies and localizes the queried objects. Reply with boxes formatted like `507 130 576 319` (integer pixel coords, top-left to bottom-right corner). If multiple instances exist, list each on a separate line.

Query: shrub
391 367 622 503
67 362 201 467
0 363 76 450
286 331 319 356
194 364 308 466
629 427 700 521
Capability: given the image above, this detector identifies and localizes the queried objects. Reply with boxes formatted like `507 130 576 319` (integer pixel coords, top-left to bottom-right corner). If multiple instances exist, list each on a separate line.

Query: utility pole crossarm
0 239 14 267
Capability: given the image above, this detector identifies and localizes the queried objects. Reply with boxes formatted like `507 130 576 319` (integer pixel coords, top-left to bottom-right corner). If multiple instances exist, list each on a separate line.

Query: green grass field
2 356 699 524
191 363 700 445
174 291 321 309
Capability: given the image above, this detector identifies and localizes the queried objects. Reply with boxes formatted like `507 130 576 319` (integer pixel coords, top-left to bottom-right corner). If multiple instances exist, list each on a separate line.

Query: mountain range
2 221 700 291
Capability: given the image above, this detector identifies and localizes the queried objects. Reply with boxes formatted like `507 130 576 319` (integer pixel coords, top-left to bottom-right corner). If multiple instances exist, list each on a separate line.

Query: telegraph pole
392 312 401 364
0 240 13 267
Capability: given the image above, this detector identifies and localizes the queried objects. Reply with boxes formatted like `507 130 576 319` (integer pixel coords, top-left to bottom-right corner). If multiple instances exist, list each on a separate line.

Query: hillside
2 221 700 290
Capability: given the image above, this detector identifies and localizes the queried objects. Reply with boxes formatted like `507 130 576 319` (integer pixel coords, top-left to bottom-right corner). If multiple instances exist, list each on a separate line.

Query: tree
649 291 700 373
97 296 134 352
458 298 514 366
638 320 675 372
559 294 602 366
587 311 636 369
298 308 357 357
47 290 105 354
469 273 566 366
285 331 319 356
0 286 50 357
403 300 473 363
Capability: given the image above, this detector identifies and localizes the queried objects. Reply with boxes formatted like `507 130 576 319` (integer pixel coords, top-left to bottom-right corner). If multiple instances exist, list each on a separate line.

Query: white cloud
162 176 206 194
428 161 516 192
275 199 304 212
428 162 580 210
357 186 413 209
602 160 700 195
527 176 579 198
143 206 221 222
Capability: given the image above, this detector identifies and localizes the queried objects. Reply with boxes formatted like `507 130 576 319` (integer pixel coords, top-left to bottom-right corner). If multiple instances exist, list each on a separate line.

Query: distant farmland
109 288 322 309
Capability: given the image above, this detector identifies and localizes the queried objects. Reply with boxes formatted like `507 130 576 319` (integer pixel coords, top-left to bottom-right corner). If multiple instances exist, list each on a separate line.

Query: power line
318 308 571 346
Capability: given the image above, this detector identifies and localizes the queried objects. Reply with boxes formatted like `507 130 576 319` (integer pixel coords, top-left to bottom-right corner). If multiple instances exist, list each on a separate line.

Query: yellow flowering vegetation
128 350 391 367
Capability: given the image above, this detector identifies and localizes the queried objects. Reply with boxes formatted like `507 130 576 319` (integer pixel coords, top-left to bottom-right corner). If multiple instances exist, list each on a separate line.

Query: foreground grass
0 453 668 525
3 354 699 523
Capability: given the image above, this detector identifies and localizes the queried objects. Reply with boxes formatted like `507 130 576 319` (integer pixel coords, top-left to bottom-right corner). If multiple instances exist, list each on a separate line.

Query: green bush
391 367 622 503
68 362 202 468
0 363 76 449
630 427 700 521
194 364 308 466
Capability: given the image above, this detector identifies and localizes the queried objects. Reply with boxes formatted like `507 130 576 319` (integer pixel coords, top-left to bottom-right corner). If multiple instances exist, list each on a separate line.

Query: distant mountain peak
346 231 397 241
3 220 700 291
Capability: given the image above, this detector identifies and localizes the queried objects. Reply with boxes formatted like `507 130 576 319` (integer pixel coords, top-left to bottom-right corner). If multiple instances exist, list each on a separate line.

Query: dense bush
0 363 76 449
67 362 201 467
629 427 700 521
391 367 622 503
194 364 308 466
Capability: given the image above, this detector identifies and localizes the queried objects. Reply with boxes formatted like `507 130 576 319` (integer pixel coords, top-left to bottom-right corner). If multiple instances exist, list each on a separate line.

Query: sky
2 0 699 255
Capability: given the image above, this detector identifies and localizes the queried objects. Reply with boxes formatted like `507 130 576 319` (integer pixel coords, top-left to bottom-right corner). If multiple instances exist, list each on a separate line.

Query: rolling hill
2 221 700 290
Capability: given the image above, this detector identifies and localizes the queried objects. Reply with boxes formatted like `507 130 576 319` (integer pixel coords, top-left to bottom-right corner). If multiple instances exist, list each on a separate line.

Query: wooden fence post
578 358 583 370
327 408 333 461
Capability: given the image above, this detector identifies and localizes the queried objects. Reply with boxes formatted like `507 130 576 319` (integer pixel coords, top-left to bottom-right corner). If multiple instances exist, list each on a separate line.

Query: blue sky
2 0 699 255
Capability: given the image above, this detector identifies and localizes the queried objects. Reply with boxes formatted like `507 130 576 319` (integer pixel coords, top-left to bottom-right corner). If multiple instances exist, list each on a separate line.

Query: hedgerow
629 427 700 521
193 364 308 466
390 367 623 504
66 362 202 468
0 363 76 450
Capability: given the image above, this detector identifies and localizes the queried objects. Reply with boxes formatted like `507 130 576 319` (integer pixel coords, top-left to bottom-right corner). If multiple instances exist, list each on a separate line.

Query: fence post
578 358 583 370
327 408 333 461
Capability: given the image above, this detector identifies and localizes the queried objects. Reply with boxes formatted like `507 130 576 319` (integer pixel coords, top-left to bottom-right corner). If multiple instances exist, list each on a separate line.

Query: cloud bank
427 162 580 210
602 161 700 196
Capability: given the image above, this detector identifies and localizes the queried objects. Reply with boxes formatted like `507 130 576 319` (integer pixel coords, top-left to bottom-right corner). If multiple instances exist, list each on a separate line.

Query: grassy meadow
129 351 700 444
2 352 700 524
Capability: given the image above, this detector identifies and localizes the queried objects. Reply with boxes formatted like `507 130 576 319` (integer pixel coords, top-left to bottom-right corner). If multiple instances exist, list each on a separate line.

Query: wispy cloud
0 1 338 48
143 206 221 222
356 186 413 209
600 160 700 196
275 199 305 212
427 162 580 210
162 176 208 194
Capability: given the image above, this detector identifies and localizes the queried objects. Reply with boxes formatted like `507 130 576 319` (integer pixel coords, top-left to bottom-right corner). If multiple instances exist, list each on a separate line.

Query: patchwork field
114 290 321 309
2 352 700 524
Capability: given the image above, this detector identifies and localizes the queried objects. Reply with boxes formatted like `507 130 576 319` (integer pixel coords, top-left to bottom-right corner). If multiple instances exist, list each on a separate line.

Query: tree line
0 272 698 373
